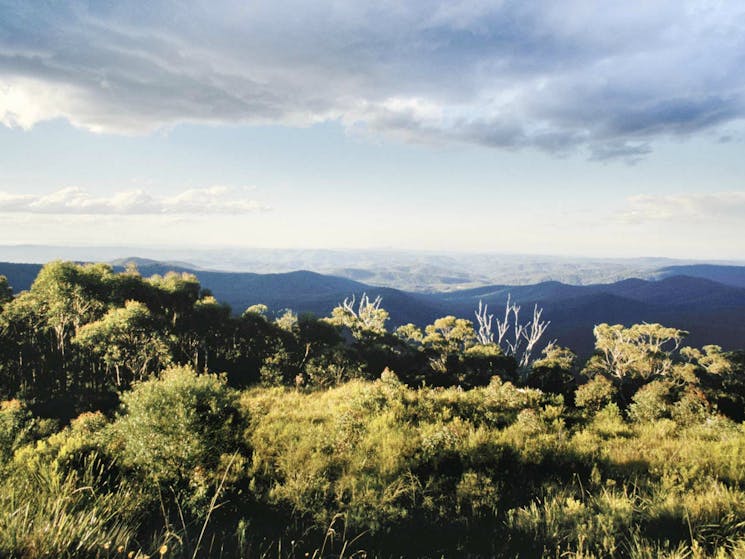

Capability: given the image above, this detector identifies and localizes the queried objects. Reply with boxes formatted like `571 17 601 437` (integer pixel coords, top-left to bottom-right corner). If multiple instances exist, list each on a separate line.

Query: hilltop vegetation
3 259 745 359
1 262 745 558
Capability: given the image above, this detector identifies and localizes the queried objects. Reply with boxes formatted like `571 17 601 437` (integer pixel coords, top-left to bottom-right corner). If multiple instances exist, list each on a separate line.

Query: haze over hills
2 257 745 358
1 245 743 292
654 265 745 290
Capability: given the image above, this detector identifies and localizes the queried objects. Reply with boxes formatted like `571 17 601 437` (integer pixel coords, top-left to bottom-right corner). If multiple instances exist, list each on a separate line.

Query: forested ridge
2 261 745 558
4 260 745 360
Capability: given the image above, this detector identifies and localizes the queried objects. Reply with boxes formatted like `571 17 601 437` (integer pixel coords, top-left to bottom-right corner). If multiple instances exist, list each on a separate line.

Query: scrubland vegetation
2 262 745 558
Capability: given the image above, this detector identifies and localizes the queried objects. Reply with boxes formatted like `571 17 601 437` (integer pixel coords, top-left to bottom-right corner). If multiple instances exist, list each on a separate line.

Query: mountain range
4 245 743 291
1 258 744 358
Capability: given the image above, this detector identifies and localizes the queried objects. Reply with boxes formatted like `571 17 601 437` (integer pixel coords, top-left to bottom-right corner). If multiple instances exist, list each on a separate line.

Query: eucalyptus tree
327 293 389 341
422 316 477 374
0 291 47 396
146 271 202 328
0 275 11 306
584 323 688 383
474 297 551 369
171 295 231 373
74 300 172 387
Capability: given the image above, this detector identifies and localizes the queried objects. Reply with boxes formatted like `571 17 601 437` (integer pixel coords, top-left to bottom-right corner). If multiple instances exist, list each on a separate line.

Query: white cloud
619 191 745 223
0 186 267 214
2 1 745 158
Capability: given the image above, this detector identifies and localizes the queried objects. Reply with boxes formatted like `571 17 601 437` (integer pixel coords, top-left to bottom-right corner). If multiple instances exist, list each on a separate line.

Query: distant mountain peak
109 256 199 270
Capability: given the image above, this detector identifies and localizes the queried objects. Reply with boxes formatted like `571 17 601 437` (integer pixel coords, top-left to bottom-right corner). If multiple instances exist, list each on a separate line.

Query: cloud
0 186 267 214
619 191 745 223
2 1 745 157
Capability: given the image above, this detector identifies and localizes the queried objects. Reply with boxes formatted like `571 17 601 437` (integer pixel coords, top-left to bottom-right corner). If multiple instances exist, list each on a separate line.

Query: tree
423 316 477 375
423 316 476 355
395 323 424 347
146 272 202 327
0 291 53 397
74 300 172 386
585 323 687 383
327 293 389 341
28 262 111 379
475 297 550 369
0 275 12 306
528 342 577 397
575 375 616 413
462 343 517 386
172 295 231 373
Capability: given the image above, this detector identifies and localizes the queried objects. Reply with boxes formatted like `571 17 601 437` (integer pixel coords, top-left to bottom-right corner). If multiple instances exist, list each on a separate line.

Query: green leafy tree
146 271 202 327
27 262 111 381
74 300 172 386
423 316 477 374
173 295 231 373
395 323 424 347
423 316 476 355
528 343 577 397
575 375 616 413
584 323 687 383
462 343 517 386
0 292 50 397
0 276 12 306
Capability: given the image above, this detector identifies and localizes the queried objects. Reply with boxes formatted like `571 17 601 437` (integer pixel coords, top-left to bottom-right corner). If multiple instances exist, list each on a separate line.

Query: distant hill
420 276 745 356
655 264 745 289
0 262 443 327
1 261 744 358
0 262 43 295
109 257 200 271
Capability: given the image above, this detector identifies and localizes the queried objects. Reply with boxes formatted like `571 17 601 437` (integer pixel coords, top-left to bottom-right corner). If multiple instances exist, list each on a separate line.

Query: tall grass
4 370 745 557
0 456 138 559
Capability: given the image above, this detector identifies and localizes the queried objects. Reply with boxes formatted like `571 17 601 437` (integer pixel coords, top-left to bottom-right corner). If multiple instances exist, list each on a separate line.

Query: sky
0 0 744 259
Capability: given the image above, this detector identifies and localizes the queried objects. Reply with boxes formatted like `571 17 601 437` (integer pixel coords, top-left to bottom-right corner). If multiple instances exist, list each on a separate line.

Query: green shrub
12 410 109 478
108 366 246 510
0 399 34 468
671 387 711 426
629 380 674 423
576 376 616 413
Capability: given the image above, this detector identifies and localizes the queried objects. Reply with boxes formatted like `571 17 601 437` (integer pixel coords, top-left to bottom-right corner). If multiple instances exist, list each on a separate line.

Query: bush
108 366 246 510
628 380 674 423
0 399 34 468
576 376 616 413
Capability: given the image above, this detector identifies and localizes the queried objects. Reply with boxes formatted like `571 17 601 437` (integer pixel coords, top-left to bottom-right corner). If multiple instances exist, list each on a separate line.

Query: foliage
576 375 616 412
326 293 389 341
528 343 578 398
109 366 245 506
587 323 688 383
0 262 745 557
0 399 35 466
74 300 173 386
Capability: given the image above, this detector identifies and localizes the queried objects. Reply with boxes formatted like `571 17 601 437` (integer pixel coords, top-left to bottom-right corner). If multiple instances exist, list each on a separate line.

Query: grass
4 370 745 558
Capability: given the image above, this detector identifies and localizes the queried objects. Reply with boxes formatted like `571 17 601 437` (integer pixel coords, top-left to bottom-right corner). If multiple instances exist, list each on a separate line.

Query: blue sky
0 1 744 258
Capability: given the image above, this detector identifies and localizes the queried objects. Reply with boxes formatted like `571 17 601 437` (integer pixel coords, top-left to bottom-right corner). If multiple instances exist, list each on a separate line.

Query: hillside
422 276 745 355
656 264 745 289
3 260 745 358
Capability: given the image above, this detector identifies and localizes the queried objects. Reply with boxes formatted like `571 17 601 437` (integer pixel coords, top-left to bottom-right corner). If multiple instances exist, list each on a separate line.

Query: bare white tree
474 300 494 345
520 304 551 368
476 294 550 368
333 293 389 336
495 294 517 347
